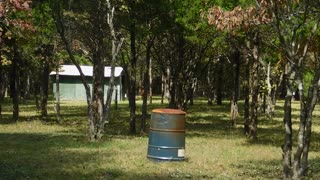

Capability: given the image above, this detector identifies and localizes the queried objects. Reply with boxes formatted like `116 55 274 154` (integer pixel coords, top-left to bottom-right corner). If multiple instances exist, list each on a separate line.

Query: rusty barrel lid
152 108 186 115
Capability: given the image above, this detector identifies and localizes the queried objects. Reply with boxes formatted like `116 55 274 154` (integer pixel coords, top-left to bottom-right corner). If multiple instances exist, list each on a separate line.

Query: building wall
52 76 122 101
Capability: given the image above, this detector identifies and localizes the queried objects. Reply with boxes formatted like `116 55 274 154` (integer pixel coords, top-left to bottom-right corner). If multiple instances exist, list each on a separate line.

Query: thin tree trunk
34 80 40 110
41 60 50 120
207 60 214 105
301 63 320 170
292 69 320 179
149 57 152 105
231 50 240 127
282 63 295 179
262 94 266 113
170 33 184 109
12 44 20 122
249 60 259 140
102 65 115 127
301 80 319 173
248 32 260 140
52 3 94 140
141 37 152 133
1 72 7 99
129 85 136 134
293 73 305 179
272 72 284 109
122 59 136 134
161 74 165 104
169 76 177 108
189 79 196 106
165 68 170 103
216 57 223 105
92 59 105 139
129 22 137 134
94 0 124 139
244 59 250 135
55 59 61 123
22 72 30 104
177 78 184 109
266 62 273 119
115 89 118 109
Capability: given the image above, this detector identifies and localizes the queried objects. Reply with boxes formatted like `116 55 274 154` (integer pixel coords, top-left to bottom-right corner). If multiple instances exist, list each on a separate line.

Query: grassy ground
1 97 320 179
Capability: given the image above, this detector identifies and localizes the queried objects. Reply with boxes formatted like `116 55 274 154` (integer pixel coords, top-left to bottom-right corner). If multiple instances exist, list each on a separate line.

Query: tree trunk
177 77 184 109
169 75 177 108
266 62 273 119
165 68 171 103
11 44 20 122
189 79 196 106
293 73 305 179
122 62 137 134
149 57 153 105
248 32 261 140
230 50 240 127
282 63 295 179
170 33 184 109
301 67 320 170
301 81 319 173
55 59 61 123
262 94 266 113
129 22 137 134
41 60 50 120
161 74 165 104
207 60 214 106
292 69 320 179
244 59 250 135
272 72 284 111
216 57 223 105
91 51 105 140
22 72 30 104
1 72 7 99
115 89 118 109
53 3 94 140
34 80 40 110
249 60 260 140
141 37 152 133
96 0 124 139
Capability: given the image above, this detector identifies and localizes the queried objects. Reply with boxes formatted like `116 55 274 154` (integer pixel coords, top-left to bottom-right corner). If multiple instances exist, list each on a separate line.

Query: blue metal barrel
147 109 186 161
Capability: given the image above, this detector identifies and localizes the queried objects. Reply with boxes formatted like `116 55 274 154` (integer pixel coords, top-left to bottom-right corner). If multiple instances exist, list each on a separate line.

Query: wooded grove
1 0 320 179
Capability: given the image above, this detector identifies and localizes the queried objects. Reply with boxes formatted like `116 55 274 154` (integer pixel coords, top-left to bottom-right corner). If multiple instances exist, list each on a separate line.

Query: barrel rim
152 108 186 115
147 155 185 161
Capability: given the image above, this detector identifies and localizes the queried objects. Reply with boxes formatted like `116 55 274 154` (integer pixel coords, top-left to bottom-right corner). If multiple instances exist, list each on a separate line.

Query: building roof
50 65 123 77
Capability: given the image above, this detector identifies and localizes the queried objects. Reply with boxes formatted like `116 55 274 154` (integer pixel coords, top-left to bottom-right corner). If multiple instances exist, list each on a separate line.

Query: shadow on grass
103 168 196 180
0 114 42 125
231 159 282 179
0 132 110 179
186 115 243 138
0 132 197 180
232 157 320 179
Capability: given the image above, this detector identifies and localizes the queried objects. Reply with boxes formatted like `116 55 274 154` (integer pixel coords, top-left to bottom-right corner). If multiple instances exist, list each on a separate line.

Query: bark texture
41 59 50 120
230 50 240 127
141 37 153 133
11 43 20 122
216 57 223 105
244 59 250 135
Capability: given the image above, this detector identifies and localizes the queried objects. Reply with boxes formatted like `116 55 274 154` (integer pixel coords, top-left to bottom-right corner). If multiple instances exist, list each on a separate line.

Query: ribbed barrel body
147 109 186 161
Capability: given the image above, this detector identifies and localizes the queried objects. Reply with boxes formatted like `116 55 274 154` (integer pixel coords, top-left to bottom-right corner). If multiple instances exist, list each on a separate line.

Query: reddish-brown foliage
208 0 272 31
0 0 32 45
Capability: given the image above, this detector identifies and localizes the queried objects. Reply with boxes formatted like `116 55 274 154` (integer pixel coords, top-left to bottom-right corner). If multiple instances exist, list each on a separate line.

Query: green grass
1 97 320 179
